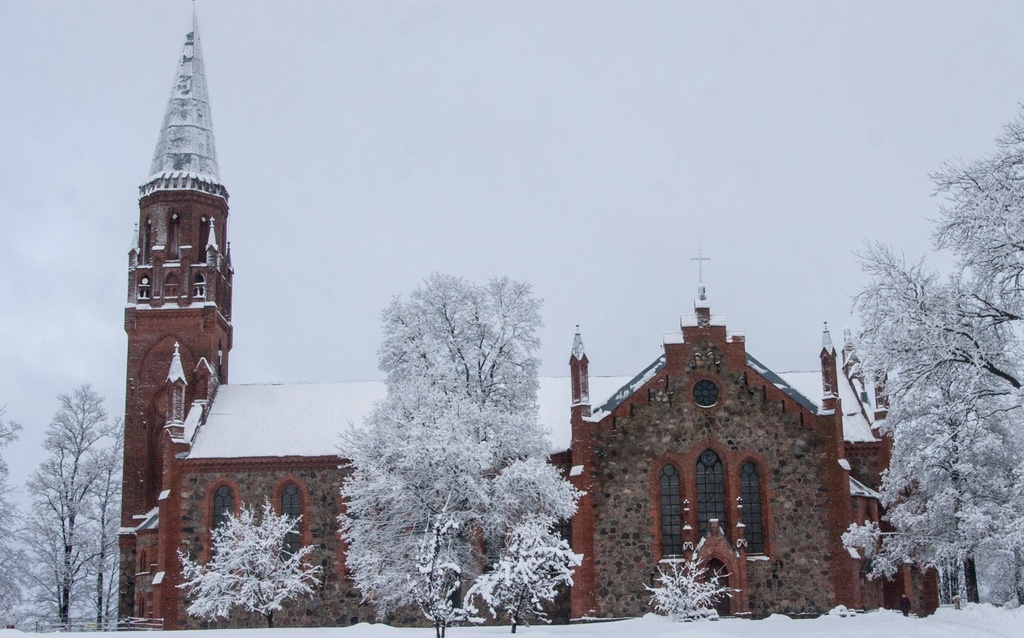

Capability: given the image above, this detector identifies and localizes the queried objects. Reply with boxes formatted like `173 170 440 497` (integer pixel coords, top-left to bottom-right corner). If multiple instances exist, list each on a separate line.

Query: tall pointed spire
141 11 226 199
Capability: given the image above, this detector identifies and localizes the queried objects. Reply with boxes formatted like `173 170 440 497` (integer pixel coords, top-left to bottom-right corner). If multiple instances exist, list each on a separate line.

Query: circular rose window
692 379 719 407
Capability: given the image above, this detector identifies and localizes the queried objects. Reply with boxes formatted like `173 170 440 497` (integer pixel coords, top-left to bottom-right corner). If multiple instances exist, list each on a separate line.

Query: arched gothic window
281 483 301 557
740 462 765 553
168 213 181 260
141 219 152 265
138 275 151 300
213 485 234 530
199 216 210 257
696 449 725 537
659 464 683 556
193 273 206 299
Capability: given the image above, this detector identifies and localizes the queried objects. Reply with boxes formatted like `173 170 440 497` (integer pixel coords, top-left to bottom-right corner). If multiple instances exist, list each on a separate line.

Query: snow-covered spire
140 12 226 199
167 343 187 384
207 217 218 250
821 322 835 353
571 325 586 361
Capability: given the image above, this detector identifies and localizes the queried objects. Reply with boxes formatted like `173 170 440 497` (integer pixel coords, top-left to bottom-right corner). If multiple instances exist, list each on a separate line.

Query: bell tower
121 14 233 529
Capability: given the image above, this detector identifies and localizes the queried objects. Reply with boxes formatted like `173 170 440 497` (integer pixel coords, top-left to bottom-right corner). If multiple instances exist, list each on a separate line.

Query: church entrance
707 558 731 617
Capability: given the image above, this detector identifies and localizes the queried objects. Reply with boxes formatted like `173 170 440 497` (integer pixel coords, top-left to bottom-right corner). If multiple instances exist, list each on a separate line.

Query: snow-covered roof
836 367 878 443
188 376 633 460
771 369 879 444
142 14 221 196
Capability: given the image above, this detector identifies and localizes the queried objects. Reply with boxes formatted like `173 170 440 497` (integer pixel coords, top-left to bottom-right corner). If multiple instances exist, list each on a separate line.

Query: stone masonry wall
173 459 371 629
586 338 845 618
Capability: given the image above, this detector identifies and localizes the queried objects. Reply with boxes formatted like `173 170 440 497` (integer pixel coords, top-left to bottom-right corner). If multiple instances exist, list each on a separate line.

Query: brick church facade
118 20 938 629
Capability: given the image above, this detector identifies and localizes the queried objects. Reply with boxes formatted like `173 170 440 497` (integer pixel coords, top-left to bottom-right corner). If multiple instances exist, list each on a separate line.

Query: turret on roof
140 12 226 199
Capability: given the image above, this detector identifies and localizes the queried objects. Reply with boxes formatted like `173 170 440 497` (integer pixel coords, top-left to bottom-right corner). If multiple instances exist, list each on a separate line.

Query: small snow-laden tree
466 515 580 634
341 274 579 636
23 385 117 626
178 500 321 628
0 406 25 625
646 557 731 622
411 513 465 637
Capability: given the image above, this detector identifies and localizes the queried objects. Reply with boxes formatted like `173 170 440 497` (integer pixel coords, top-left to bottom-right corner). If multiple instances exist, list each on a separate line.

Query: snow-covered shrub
178 500 321 627
646 557 731 622
466 515 580 633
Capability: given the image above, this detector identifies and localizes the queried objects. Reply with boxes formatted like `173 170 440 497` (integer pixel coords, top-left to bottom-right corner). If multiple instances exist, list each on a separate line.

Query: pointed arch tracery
659 464 683 557
740 461 765 554
696 449 725 537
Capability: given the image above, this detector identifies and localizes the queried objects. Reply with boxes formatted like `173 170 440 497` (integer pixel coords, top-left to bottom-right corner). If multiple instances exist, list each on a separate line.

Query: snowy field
3 605 1021 638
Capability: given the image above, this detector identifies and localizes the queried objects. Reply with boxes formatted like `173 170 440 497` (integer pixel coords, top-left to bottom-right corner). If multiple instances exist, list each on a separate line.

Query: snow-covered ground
4 605 1021 638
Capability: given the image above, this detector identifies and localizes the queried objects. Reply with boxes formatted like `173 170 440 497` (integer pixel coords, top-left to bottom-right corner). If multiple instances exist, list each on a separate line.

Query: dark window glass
659 464 683 556
693 379 719 407
199 216 210 257
282 484 301 557
213 486 233 530
554 518 572 548
696 449 725 537
740 462 765 553
168 213 181 260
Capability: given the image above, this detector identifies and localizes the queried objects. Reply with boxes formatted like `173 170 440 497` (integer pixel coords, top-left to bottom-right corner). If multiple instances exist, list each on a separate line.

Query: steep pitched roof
141 13 223 197
187 376 632 460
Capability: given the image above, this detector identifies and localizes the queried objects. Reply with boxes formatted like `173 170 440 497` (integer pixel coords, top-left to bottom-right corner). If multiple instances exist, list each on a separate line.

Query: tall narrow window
193 273 206 299
213 486 234 530
138 275 151 300
740 462 765 553
659 464 683 556
141 219 152 264
198 216 210 258
168 213 181 260
281 483 301 557
696 449 725 537
554 518 572 548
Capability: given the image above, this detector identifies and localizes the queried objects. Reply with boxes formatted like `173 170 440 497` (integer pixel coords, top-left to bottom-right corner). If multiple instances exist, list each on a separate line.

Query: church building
118 20 938 629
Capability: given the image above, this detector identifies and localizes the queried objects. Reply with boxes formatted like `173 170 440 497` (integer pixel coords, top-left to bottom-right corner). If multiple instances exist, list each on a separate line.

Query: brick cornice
181 454 342 472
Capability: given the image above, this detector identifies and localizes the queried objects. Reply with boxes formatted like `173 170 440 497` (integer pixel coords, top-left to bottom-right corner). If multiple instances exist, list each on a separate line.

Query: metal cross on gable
690 249 711 284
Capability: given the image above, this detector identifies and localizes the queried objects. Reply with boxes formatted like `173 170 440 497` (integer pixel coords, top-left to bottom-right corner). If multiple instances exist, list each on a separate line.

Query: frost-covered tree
341 274 579 638
178 500 321 628
23 385 118 626
646 557 731 622
466 515 579 633
0 406 24 625
855 107 1024 604
87 433 122 627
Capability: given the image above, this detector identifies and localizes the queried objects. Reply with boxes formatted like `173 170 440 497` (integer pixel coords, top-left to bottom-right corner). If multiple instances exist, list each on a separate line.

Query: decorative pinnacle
822 322 834 352
167 342 187 384
207 217 218 250
571 325 586 360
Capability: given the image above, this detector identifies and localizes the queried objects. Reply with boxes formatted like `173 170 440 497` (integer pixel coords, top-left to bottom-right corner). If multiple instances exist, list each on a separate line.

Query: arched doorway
706 558 731 617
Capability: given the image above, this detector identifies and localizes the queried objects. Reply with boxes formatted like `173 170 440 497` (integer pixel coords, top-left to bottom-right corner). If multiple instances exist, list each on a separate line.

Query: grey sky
3 1 1024 501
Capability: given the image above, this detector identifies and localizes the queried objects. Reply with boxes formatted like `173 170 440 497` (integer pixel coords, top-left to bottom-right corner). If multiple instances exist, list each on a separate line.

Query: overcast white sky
3 1 1024 501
